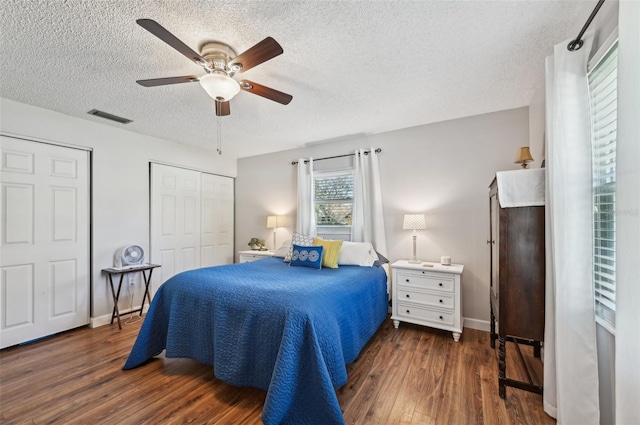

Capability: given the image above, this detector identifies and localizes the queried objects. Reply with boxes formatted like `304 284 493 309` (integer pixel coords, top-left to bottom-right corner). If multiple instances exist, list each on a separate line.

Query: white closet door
201 173 234 267
0 136 89 348
150 164 201 289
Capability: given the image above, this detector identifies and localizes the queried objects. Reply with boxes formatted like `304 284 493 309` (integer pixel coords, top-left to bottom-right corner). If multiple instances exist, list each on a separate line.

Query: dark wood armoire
488 176 545 398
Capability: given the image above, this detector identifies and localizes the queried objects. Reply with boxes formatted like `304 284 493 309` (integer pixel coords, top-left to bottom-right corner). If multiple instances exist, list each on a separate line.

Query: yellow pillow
314 237 343 269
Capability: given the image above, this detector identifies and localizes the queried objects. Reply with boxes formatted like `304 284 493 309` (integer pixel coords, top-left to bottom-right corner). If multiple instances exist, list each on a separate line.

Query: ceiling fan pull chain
217 116 223 155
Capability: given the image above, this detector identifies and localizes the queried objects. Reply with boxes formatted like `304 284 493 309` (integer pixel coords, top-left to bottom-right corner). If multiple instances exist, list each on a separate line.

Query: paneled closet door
150 164 202 288
0 136 90 348
201 173 234 267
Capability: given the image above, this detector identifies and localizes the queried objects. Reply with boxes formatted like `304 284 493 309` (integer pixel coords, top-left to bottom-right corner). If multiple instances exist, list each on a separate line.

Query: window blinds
588 41 618 327
314 172 354 226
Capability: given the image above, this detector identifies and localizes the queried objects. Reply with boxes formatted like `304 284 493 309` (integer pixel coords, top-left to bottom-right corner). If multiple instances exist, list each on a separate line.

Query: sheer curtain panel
543 33 600 424
351 148 387 256
296 158 316 236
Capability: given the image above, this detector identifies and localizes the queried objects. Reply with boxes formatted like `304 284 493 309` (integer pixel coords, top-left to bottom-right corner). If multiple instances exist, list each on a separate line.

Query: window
314 171 354 240
588 40 618 328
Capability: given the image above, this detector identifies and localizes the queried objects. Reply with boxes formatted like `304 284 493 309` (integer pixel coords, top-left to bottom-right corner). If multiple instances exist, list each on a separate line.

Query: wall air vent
87 109 132 124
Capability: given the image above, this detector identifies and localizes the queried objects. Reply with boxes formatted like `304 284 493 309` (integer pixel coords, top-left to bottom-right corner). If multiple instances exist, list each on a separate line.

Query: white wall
615 1 640 422
236 107 529 327
597 325 616 425
528 88 545 169
0 97 237 321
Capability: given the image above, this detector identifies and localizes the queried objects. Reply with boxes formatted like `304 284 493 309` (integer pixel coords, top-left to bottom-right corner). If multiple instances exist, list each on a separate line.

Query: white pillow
337 241 379 267
273 239 291 258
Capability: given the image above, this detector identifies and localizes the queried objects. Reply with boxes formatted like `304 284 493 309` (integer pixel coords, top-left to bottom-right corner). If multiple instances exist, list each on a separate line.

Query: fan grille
123 245 144 263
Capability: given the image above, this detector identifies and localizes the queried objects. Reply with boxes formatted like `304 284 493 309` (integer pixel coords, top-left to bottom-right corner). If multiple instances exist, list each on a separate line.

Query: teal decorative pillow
290 244 324 269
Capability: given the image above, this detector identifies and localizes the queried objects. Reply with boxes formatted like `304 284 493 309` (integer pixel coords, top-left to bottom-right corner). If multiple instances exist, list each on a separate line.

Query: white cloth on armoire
495 168 545 208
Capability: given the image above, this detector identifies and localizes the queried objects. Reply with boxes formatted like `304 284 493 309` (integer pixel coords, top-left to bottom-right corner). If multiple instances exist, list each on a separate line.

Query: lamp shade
514 147 534 164
267 215 279 228
403 214 426 230
199 73 240 101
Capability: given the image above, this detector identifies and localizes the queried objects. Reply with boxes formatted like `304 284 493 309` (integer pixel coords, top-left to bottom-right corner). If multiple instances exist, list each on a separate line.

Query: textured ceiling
0 1 583 159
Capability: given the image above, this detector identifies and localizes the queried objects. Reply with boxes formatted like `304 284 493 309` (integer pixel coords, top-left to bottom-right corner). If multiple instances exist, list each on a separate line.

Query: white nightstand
390 260 464 342
238 250 275 263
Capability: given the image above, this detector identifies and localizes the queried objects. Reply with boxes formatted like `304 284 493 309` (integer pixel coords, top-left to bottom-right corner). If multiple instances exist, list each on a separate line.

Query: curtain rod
291 148 382 166
567 0 605 51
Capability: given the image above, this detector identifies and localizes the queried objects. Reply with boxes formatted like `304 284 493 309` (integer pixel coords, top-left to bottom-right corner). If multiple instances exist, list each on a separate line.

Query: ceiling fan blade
240 80 292 105
231 37 283 73
216 100 230 116
137 19 206 66
136 75 200 87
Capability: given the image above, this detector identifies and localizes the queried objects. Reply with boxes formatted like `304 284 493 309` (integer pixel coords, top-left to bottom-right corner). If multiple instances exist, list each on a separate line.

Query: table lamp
514 147 534 168
403 214 426 264
267 215 279 250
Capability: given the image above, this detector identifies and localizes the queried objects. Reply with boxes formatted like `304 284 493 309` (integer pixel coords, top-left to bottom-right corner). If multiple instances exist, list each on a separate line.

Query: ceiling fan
135 19 292 116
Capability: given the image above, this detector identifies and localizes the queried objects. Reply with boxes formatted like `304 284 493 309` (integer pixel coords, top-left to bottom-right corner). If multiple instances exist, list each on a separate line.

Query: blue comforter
123 257 388 424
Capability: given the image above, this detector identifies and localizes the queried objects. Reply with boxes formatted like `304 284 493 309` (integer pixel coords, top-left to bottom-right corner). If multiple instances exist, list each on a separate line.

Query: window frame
587 29 618 334
313 169 354 241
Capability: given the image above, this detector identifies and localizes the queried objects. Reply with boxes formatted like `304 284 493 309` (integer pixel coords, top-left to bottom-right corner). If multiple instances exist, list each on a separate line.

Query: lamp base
408 234 421 264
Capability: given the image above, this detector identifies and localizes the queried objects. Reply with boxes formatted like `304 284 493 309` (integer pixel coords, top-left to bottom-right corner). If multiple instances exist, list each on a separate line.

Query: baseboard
91 308 489 332
90 304 149 328
463 317 490 332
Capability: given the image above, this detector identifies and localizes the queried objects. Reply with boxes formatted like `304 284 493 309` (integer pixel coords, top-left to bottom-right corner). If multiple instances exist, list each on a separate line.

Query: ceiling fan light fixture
199 73 240 101
135 20 292 114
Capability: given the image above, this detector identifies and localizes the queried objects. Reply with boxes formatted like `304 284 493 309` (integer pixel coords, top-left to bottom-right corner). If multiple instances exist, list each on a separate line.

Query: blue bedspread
123 257 388 424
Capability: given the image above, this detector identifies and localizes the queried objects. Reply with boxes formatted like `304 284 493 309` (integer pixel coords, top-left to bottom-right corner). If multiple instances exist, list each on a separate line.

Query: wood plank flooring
0 316 555 424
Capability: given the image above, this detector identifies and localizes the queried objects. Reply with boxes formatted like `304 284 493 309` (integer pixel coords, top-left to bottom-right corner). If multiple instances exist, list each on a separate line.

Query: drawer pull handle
406 309 410 314
438 283 443 287
406 279 410 282
439 299 443 303
406 294 410 298
439 315 444 320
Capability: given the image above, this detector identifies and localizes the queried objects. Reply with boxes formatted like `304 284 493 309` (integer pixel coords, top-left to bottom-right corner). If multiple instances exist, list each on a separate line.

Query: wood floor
0 316 555 425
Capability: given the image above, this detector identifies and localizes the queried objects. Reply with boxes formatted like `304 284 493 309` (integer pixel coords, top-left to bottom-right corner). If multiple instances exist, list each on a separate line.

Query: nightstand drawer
396 301 454 326
396 271 454 292
238 251 274 263
397 287 454 309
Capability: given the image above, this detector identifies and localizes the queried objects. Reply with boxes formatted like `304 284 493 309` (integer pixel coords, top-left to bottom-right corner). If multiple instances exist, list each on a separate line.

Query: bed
122 256 389 424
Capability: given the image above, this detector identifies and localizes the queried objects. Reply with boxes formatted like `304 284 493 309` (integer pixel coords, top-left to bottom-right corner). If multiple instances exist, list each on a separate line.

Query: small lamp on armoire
514 147 534 168
403 214 426 264
267 215 279 250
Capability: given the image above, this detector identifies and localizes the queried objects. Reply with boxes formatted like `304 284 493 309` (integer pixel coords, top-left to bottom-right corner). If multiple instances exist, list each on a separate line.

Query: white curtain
351 148 387 256
296 158 316 236
543 33 600 423
615 1 640 422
